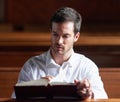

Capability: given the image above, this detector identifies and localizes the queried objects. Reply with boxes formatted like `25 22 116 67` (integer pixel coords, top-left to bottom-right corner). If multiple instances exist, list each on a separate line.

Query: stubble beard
51 44 72 57
51 43 65 56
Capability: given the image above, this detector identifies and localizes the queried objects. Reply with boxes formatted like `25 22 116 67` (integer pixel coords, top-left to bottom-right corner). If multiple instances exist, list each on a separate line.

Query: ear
74 32 80 42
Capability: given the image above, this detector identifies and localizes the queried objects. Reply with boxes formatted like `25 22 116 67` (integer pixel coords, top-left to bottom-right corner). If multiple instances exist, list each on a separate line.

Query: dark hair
50 7 82 34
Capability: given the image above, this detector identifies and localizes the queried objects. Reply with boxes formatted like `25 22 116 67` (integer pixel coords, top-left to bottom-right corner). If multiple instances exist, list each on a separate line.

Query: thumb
74 79 79 84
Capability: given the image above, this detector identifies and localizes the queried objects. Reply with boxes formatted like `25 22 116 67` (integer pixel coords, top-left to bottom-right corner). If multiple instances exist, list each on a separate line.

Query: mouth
57 46 63 50
56 45 64 50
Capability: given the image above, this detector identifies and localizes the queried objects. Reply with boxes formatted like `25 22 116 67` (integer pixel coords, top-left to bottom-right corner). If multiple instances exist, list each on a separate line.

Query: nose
58 36 63 44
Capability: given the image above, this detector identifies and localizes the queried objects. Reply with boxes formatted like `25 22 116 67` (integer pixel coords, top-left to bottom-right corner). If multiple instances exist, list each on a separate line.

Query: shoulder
30 51 47 62
74 52 98 69
74 53 99 77
22 51 48 68
73 52 91 62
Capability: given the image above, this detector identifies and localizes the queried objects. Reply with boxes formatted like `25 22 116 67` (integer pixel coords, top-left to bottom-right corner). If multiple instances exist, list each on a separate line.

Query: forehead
51 22 74 32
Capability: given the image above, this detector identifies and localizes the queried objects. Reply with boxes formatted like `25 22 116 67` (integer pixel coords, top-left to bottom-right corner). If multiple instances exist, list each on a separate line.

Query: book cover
14 78 80 99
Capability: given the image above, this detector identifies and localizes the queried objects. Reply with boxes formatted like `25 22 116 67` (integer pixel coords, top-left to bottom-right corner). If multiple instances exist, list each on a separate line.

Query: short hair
50 7 82 34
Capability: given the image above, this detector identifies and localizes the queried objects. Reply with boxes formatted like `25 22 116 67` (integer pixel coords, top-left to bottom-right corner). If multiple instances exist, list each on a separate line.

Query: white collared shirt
13 49 108 99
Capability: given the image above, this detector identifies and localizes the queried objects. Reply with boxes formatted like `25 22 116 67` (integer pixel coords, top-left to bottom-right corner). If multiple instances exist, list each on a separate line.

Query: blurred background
0 0 120 98
0 0 120 33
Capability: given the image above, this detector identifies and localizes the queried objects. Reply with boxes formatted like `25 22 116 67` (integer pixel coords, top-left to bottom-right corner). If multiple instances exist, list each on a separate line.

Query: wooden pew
0 32 120 67
0 67 120 98
99 68 120 98
0 32 120 46
0 67 19 98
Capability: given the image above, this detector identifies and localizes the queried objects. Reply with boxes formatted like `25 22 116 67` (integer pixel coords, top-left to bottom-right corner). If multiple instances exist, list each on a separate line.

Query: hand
74 79 94 100
41 76 53 81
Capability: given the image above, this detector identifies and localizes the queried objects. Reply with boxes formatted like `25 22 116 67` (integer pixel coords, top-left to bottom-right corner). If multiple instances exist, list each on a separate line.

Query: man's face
50 22 79 56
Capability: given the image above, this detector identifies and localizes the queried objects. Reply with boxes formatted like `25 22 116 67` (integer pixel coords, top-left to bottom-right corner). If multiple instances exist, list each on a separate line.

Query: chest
39 63 81 82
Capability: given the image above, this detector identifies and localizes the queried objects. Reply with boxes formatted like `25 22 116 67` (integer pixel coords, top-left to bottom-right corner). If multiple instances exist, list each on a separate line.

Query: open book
14 78 80 99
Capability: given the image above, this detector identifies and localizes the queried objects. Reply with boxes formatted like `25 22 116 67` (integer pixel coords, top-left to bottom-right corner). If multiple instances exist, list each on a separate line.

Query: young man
12 7 108 100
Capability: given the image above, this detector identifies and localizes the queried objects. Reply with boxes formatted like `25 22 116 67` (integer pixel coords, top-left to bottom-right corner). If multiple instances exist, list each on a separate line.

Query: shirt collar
66 50 75 68
46 49 75 68
46 49 59 66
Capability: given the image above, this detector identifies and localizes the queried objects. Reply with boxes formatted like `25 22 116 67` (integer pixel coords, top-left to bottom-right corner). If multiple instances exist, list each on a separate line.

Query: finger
42 76 53 81
74 80 87 90
74 79 79 84
75 79 90 87
75 79 93 99
77 87 92 100
84 79 90 88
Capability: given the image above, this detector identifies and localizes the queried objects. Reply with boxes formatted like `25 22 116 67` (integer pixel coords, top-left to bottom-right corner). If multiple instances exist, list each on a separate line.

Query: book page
15 76 75 87
49 82 75 86
16 78 49 86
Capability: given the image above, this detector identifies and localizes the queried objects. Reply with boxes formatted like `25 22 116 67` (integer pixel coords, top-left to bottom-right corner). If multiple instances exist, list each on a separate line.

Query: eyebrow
51 30 72 36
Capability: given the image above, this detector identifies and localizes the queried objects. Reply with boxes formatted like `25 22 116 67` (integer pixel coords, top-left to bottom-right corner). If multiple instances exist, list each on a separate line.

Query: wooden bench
0 67 120 98
0 32 120 46
0 32 120 67
0 67 19 98
99 68 120 98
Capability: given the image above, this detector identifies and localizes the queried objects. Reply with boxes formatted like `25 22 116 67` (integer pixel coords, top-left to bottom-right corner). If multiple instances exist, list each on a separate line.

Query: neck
50 49 73 65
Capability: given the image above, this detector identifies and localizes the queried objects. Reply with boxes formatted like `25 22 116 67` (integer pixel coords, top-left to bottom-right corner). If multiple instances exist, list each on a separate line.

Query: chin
56 51 64 55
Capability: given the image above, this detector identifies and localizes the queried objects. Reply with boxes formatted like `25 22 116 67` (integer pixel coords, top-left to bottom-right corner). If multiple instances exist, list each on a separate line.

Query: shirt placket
58 63 69 82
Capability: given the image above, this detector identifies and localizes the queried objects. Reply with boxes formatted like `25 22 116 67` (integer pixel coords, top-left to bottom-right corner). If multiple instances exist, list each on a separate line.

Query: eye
63 34 70 38
54 34 58 37
52 32 58 37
